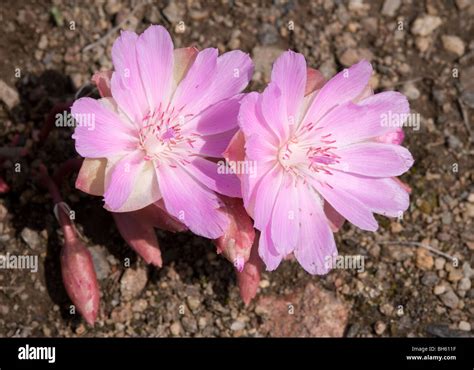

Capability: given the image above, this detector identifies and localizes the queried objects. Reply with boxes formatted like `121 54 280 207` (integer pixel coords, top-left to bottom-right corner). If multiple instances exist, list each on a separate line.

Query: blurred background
0 0 472 337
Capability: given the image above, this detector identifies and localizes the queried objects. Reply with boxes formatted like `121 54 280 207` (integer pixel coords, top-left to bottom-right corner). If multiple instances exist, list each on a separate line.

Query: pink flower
72 25 253 239
235 51 414 274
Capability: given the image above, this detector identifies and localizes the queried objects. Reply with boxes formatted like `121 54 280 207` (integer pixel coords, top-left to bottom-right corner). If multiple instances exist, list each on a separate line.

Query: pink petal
302 60 373 126
186 156 241 197
270 50 307 123
104 154 161 212
271 177 300 255
317 91 409 147
313 181 378 232
223 130 246 165
184 95 242 136
239 92 279 146
253 165 284 230
335 142 414 177
191 129 238 158
103 150 146 211
294 184 337 275
71 97 138 158
157 164 229 239
258 226 283 271
260 83 287 141
171 48 218 115
112 211 163 267
136 25 174 111
146 200 188 233
325 171 410 217
111 30 149 124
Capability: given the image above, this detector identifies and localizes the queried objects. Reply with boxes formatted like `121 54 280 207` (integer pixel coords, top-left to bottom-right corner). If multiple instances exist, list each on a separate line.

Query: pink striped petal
157 164 229 239
335 142 414 177
258 227 283 271
136 25 174 111
71 97 138 158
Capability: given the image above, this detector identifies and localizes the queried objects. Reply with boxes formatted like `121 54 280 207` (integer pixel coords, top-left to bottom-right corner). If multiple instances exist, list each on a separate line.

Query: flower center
277 125 340 181
138 105 198 166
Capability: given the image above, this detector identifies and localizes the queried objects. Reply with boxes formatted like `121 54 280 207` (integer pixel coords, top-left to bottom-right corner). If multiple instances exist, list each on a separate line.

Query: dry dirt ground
0 0 473 337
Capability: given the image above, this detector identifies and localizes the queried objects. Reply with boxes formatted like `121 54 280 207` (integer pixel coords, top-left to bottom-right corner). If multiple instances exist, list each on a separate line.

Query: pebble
458 278 471 291
38 35 48 50
458 321 471 331
181 316 198 333
433 285 446 295
379 303 394 316
163 1 184 23
338 48 374 67
89 246 111 280
259 279 270 288
421 272 439 287
448 269 463 283
374 321 387 335
411 15 442 36
20 227 42 250
381 0 402 17
434 257 446 270
415 248 434 270
120 267 148 301
440 290 459 309
170 322 181 336
230 320 246 331
186 296 201 311
402 83 421 101
442 35 465 57
415 37 431 53
0 79 20 110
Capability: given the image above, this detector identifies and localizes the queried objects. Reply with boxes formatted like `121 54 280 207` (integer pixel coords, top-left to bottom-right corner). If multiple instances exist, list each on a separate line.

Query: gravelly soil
0 0 473 337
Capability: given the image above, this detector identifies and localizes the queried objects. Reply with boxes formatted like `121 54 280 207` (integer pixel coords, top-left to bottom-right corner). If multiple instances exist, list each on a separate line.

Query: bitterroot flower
72 25 253 239
234 51 414 274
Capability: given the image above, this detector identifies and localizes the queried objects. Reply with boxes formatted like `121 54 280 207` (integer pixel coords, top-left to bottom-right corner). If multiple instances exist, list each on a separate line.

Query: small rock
132 299 148 313
434 257 446 270
181 316 198 333
442 35 465 57
455 0 472 10
440 289 459 309
120 267 148 301
402 83 421 101
416 248 434 270
38 35 48 50
338 48 374 67
186 296 201 311
374 321 387 335
458 321 471 331
198 317 207 329
163 1 184 23
0 79 20 110
258 24 279 45
20 227 42 250
230 320 246 331
421 272 439 287
411 15 442 36
379 303 394 316
415 37 431 53
259 279 270 288
458 277 471 291
448 269 463 283
170 322 181 336
434 285 446 295
381 0 401 17
89 246 111 280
